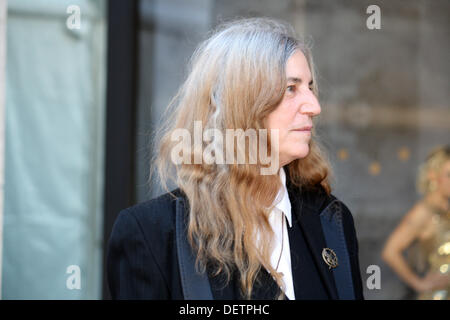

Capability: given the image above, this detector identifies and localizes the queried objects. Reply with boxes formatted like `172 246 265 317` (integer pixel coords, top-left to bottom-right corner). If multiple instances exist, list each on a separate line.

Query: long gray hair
153 17 331 299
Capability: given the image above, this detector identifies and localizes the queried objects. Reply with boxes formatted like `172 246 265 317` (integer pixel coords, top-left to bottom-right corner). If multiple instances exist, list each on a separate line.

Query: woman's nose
300 96 321 116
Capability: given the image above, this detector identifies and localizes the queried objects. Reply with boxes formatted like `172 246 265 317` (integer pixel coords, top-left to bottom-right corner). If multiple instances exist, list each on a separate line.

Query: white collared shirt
267 167 295 300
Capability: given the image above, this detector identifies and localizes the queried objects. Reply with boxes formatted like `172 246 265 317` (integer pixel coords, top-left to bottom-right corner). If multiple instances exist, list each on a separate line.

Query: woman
382 146 450 300
107 18 364 300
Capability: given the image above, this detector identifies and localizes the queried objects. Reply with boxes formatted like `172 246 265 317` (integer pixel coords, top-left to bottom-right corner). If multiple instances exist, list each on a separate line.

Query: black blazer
107 180 364 300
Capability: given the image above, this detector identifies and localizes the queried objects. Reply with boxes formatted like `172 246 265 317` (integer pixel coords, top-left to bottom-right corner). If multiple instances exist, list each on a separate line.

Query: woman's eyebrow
287 77 313 85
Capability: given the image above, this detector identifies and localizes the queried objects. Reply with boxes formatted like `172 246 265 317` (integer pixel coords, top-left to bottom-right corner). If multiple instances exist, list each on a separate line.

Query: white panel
0 0 7 300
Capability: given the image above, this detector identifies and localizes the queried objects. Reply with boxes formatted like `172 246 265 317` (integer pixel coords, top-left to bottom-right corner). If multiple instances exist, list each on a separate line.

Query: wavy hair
152 17 332 299
416 145 450 194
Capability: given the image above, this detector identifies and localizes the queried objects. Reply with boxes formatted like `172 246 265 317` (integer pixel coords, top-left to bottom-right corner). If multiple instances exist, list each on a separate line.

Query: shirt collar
273 167 293 227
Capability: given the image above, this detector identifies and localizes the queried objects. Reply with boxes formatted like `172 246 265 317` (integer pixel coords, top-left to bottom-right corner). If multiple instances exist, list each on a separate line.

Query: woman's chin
288 144 310 161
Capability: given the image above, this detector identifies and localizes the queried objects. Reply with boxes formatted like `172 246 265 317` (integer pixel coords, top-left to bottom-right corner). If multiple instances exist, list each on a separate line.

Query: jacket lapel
176 190 282 300
287 183 339 300
175 197 214 299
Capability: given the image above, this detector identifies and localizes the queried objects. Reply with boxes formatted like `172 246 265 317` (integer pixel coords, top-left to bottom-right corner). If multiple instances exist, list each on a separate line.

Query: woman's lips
292 126 312 132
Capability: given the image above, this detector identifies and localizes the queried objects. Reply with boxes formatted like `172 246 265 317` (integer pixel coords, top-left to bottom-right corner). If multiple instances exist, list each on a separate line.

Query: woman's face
265 50 321 168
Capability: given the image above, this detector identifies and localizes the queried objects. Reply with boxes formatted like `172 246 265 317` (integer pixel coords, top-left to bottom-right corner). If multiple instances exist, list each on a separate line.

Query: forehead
285 50 312 80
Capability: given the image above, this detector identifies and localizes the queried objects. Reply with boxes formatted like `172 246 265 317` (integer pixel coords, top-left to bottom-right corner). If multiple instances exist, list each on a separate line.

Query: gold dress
416 204 450 300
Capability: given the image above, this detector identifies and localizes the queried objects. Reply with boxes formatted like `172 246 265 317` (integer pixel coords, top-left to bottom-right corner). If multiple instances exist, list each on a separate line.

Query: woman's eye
287 85 295 92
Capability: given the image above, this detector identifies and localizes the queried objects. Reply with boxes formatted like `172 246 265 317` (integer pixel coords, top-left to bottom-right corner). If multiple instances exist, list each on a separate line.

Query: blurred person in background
382 146 450 300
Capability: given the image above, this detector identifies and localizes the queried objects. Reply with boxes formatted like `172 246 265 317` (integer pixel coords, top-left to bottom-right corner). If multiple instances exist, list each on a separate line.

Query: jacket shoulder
299 186 358 245
324 194 356 227
107 188 185 299
300 185 354 220
117 188 184 233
